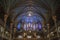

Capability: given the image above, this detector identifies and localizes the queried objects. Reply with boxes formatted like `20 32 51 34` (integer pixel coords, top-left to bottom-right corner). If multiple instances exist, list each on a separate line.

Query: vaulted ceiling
0 0 60 26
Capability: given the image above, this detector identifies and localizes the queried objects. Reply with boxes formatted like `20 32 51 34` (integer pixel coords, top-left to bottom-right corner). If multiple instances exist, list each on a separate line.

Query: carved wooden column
9 21 13 40
4 14 8 33
47 23 50 40
13 28 16 40
3 14 8 40
52 16 59 38
13 21 17 40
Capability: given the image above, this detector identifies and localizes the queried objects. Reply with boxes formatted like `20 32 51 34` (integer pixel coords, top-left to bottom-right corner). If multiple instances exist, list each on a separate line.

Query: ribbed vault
0 0 58 23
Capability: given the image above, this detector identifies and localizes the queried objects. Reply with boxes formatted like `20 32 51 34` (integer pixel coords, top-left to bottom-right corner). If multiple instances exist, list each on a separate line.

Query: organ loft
0 0 60 40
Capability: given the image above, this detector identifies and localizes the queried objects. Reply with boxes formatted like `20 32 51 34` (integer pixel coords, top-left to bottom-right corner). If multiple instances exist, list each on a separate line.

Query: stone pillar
52 16 59 38
3 14 8 40
9 21 13 40
47 23 50 40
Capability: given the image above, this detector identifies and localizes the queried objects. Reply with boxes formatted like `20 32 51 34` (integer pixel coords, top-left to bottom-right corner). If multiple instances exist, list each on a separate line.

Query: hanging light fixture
27 11 33 16
28 13 32 16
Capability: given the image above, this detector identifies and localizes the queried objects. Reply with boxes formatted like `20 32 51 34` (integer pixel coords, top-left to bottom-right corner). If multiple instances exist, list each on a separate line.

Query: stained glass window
38 23 42 30
17 23 21 31
17 11 42 31
24 24 26 31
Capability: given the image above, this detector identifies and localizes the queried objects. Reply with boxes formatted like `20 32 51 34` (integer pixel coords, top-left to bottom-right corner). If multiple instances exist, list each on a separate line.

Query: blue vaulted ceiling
0 0 58 26
16 11 44 23
15 6 46 23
